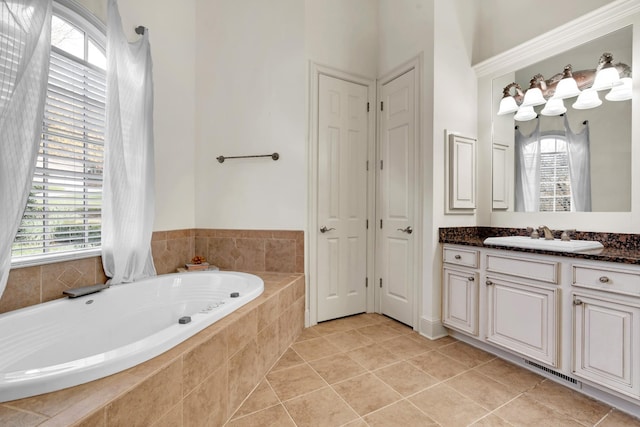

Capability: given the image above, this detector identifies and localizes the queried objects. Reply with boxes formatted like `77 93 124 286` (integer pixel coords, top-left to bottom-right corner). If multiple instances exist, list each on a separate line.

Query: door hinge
380 219 383 229
380 160 383 170
366 160 369 171
379 278 382 288
366 219 369 229
367 102 370 112
365 277 368 288
381 101 384 111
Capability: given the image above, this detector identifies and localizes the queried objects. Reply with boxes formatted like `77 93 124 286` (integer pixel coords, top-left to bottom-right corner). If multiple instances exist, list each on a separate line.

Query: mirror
491 26 632 212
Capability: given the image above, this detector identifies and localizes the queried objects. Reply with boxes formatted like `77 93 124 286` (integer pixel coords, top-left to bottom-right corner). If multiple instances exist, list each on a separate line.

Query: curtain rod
135 26 146 35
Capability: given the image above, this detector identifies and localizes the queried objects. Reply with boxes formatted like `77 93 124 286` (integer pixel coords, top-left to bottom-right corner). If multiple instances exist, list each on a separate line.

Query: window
11 4 106 263
539 135 572 212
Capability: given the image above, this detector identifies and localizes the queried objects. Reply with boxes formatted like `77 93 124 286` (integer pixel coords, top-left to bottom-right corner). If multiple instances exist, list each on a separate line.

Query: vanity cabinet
571 262 640 399
442 247 479 335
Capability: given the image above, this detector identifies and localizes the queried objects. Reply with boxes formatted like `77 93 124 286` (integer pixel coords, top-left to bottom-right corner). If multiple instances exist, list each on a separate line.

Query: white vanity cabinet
571 262 640 399
442 247 479 335
484 253 559 367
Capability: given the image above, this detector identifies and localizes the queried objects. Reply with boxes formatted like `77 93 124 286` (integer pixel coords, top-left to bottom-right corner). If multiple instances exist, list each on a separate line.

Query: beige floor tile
373 361 439 396
332 373 402 416
470 414 515 426
296 327 321 342
409 384 489 427
363 400 437 426
328 313 380 330
437 341 495 368
473 358 544 393
309 353 367 384
380 335 435 359
494 395 584 427
312 319 356 335
266 364 326 401
291 337 342 362
283 386 359 427
341 418 369 427
355 324 403 342
323 329 373 352
408 350 469 381
226 404 295 427
446 370 521 410
599 409 640 426
347 343 403 370
270 348 305 372
231 379 280 419
526 380 610 425
384 320 413 335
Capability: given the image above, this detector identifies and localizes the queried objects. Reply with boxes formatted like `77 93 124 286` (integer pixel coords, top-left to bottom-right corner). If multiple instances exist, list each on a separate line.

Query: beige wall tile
235 238 265 271
228 340 259 413
0 406 47 426
183 364 228 427
265 239 296 272
227 309 258 357
106 359 183 426
150 403 182 427
257 321 280 377
72 409 106 427
257 295 279 331
41 258 97 302
0 266 41 313
183 329 228 394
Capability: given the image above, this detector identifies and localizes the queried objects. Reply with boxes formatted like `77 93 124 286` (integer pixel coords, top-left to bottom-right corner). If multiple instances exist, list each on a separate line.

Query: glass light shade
540 98 566 116
592 66 620 91
553 77 581 99
605 77 632 101
514 105 537 121
497 96 518 115
521 87 546 107
572 89 602 109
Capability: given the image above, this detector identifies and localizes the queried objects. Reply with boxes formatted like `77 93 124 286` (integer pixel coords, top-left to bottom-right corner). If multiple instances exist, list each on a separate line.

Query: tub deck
0 272 305 427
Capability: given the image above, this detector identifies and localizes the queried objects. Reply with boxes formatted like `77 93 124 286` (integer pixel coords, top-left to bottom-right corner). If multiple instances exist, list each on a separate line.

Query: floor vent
524 359 580 386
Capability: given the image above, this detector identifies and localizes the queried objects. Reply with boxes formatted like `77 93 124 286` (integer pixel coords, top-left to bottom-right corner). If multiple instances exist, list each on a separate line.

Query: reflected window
539 136 571 212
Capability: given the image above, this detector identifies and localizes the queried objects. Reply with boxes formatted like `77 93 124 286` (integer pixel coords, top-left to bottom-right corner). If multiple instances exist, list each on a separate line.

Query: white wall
77 0 198 232
194 0 306 230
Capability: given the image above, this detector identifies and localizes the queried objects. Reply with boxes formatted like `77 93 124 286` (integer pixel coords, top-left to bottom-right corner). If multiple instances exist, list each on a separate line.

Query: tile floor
225 313 640 427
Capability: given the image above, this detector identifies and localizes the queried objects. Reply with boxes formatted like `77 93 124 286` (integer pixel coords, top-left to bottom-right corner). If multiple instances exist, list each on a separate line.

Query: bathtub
0 271 263 403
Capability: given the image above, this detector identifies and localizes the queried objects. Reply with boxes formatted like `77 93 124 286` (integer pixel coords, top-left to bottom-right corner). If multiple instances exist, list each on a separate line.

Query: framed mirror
491 26 632 213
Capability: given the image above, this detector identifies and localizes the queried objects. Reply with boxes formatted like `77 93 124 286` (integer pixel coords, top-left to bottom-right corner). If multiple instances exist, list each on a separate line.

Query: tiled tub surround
440 226 640 264
0 272 305 426
1 229 303 315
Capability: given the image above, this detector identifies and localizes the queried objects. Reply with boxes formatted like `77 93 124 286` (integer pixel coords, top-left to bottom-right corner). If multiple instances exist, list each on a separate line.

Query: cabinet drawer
486 254 558 284
443 246 479 268
573 264 640 297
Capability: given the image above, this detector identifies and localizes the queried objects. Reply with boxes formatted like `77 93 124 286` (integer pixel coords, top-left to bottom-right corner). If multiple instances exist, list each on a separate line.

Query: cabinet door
443 268 478 335
573 293 640 398
447 134 476 210
486 277 558 366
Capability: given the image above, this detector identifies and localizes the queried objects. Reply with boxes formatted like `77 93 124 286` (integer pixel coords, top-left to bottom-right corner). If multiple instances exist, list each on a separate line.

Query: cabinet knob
598 276 610 284
454 255 462 260
485 280 493 286
573 299 583 306
468 277 475 282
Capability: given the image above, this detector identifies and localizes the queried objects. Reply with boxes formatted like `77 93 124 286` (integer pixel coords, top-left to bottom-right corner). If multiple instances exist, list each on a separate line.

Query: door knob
320 226 335 233
397 226 413 234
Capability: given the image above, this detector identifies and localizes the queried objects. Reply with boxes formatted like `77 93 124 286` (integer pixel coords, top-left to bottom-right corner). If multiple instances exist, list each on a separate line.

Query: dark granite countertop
439 227 640 265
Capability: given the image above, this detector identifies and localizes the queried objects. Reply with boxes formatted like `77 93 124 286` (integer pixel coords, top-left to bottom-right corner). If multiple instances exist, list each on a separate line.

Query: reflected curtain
102 0 156 284
0 1 52 297
565 116 592 212
514 121 541 212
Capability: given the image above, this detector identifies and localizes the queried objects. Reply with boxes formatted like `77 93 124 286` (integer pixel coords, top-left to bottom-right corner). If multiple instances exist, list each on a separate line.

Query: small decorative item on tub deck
185 256 209 271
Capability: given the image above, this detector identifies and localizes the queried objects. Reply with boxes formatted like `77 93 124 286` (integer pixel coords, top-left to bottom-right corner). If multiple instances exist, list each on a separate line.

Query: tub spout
63 284 109 298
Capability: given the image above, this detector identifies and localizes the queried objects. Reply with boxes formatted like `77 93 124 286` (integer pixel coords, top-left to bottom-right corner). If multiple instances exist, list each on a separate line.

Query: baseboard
305 308 311 328
419 316 448 340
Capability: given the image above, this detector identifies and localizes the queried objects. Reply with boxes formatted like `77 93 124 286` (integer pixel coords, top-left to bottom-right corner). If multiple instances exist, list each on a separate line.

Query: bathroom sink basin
483 236 604 253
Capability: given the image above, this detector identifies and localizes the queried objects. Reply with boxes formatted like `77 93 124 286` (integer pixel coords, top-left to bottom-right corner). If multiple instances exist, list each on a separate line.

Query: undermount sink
483 236 604 253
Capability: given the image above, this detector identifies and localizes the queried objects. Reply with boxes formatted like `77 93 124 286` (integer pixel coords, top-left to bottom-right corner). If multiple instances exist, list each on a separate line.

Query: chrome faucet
539 225 554 240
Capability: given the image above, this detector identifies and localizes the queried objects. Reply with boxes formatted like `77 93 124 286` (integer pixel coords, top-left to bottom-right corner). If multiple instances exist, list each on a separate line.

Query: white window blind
539 136 572 212
11 45 105 259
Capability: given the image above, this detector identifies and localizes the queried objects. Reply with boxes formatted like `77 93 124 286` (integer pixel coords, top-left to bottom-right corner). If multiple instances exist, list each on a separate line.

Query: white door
378 69 416 326
317 74 369 322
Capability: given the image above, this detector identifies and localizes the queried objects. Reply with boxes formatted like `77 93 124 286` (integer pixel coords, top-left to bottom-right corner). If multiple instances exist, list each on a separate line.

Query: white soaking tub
0 271 263 402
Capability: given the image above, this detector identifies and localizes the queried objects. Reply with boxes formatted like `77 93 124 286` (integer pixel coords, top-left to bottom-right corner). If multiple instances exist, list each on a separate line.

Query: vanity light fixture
498 52 632 121
573 88 602 109
521 75 547 107
497 82 523 115
553 65 582 99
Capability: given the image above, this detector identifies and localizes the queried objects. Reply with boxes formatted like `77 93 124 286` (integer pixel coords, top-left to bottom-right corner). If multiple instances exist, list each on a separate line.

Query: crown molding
473 0 640 78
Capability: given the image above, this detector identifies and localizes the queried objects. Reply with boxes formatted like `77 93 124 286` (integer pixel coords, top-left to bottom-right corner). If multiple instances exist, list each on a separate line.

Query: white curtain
0 1 51 297
565 116 592 212
514 121 541 212
102 0 156 284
